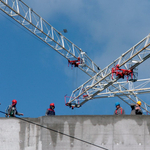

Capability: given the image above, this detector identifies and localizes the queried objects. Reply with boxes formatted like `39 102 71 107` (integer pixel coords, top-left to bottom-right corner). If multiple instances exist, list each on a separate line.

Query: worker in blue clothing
45 103 55 116
114 102 125 115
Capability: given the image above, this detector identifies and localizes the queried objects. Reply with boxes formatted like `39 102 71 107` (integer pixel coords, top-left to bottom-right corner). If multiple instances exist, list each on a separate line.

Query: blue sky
0 0 150 117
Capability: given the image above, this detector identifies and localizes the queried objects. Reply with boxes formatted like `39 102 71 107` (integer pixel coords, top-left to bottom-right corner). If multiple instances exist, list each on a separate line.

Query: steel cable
0 110 108 150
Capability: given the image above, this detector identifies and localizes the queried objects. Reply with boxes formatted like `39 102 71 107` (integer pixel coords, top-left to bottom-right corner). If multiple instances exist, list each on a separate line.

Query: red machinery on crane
111 64 133 81
68 57 81 68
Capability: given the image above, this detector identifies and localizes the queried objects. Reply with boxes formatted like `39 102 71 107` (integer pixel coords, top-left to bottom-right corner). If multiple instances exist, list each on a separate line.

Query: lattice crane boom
94 78 150 99
92 78 150 113
1 0 150 113
94 81 150 99
0 0 100 78
67 34 150 113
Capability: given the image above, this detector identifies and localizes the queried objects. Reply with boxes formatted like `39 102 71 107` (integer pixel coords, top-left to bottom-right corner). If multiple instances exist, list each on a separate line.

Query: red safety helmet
12 99 17 105
50 103 55 107
50 103 55 109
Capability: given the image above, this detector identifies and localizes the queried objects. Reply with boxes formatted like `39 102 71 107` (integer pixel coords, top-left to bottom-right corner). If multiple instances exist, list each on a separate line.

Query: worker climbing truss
1 0 150 113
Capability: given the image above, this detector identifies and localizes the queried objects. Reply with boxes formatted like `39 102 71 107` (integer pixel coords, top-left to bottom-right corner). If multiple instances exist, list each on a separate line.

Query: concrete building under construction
1 115 150 150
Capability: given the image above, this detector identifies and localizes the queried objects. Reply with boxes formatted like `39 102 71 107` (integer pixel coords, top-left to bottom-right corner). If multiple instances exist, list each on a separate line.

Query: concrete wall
0 116 150 150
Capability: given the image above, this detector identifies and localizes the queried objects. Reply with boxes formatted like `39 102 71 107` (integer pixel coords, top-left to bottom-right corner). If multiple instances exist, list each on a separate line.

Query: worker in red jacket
6 99 24 117
114 102 125 115
45 103 55 116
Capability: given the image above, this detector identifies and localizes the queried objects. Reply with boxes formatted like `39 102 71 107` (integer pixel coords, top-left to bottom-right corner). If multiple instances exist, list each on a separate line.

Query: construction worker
130 103 136 115
114 102 125 115
135 101 143 115
6 99 23 117
45 103 55 116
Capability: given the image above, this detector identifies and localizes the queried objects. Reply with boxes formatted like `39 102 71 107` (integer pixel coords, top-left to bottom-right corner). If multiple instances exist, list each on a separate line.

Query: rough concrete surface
0 115 150 150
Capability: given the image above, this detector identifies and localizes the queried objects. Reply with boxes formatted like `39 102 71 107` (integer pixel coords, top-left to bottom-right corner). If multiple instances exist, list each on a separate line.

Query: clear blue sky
0 0 150 117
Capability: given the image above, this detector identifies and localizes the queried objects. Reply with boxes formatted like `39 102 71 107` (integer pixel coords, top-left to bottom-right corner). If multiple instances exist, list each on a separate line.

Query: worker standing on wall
130 103 136 115
5 99 24 117
45 103 55 116
130 102 143 115
114 102 125 115
135 101 143 115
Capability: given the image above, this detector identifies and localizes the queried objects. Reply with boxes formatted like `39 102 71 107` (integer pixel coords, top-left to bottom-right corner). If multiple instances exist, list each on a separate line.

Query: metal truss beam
94 78 150 98
1 0 150 113
67 35 150 113
0 0 100 77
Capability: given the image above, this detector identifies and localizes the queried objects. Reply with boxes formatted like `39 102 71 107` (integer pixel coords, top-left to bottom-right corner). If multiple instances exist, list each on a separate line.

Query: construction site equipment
1 0 150 113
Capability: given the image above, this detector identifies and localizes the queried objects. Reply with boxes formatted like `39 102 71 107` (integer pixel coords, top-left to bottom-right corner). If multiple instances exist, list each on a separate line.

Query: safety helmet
12 99 17 105
115 102 120 107
137 101 141 106
50 103 55 108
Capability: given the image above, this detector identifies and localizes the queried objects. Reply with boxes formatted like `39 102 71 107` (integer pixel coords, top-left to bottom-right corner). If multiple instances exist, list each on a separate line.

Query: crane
67 34 150 113
0 0 100 77
1 0 150 113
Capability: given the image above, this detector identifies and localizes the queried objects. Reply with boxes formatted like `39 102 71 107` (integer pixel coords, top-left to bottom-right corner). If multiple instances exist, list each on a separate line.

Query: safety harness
115 107 123 115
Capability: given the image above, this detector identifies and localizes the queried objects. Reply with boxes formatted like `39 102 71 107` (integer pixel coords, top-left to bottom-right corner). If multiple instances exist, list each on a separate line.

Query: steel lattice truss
68 35 150 113
95 78 150 99
1 0 150 113
93 79 150 113
0 0 100 77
